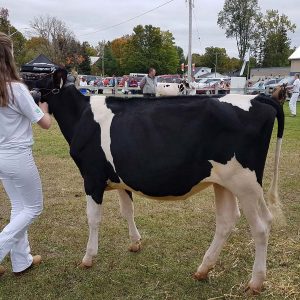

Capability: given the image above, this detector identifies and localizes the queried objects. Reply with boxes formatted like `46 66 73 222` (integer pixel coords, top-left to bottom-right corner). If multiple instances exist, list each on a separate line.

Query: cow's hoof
244 284 262 295
128 240 142 252
78 261 93 269
193 271 209 281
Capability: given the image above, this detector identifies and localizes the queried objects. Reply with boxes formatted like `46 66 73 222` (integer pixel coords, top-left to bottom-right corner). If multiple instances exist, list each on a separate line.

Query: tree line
0 2 297 76
218 0 296 68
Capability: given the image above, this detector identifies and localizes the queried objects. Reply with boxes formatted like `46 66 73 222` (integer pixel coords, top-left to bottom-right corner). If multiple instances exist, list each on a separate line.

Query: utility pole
102 51 105 77
215 53 218 78
187 0 193 82
213 53 219 78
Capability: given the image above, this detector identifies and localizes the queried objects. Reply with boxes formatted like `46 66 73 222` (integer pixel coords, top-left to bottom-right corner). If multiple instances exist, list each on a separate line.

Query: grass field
0 102 299 300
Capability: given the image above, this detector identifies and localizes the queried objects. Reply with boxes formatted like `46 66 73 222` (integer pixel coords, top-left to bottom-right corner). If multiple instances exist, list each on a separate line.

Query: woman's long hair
0 32 21 107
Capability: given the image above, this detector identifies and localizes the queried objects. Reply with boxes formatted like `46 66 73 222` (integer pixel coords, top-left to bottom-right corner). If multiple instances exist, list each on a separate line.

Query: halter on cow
37 69 286 295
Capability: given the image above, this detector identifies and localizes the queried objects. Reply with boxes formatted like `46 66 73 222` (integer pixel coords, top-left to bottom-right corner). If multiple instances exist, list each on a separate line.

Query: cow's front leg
80 195 102 268
118 189 141 252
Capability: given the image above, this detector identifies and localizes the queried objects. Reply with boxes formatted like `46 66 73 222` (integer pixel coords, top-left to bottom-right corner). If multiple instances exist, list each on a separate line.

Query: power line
79 0 176 37
192 1 201 50
192 7 201 48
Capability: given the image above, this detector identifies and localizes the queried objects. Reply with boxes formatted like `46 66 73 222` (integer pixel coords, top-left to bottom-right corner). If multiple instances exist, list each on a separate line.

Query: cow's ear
53 68 68 89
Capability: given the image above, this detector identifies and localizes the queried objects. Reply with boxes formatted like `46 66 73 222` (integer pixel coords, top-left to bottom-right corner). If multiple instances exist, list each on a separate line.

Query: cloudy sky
2 0 300 58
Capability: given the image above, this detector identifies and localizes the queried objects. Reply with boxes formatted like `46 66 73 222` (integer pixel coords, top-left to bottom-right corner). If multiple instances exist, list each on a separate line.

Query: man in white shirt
80 77 88 86
289 73 300 117
189 76 197 95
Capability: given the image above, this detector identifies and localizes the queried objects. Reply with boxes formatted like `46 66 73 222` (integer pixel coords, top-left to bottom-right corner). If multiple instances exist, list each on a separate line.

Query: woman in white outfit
0 32 51 276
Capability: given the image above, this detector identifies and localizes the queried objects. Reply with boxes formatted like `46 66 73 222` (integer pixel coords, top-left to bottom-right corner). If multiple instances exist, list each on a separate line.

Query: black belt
143 93 156 97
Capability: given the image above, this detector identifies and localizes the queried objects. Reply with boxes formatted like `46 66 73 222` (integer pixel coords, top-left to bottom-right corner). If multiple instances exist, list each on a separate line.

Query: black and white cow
157 81 188 96
37 69 285 295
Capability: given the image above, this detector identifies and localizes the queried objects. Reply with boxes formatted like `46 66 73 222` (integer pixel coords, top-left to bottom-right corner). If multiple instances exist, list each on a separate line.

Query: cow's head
35 68 72 113
272 84 287 105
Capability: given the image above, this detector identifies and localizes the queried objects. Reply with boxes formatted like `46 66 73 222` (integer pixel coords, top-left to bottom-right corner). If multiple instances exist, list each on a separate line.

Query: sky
2 0 300 58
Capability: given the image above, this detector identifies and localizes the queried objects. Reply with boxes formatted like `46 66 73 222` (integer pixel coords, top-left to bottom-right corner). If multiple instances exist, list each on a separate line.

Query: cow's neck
52 87 89 145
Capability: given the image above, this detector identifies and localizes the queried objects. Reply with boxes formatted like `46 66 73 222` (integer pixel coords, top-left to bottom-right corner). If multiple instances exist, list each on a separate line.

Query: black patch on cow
105 95 279 197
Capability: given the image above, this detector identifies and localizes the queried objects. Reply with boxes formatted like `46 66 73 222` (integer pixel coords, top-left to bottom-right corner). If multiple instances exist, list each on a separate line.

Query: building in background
250 67 290 81
185 67 212 78
289 46 300 75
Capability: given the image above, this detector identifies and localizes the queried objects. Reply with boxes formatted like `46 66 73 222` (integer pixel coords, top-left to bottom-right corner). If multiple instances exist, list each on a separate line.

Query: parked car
247 81 266 95
197 78 223 89
86 75 98 85
266 76 295 96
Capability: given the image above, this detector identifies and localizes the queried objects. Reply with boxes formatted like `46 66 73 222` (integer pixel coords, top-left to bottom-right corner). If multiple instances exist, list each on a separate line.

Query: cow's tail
267 137 285 225
259 96 285 224
256 95 285 224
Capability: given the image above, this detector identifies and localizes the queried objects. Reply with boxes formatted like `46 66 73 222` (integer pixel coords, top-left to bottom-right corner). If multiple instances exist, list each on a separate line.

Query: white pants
289 92 299 115
0 148 43 272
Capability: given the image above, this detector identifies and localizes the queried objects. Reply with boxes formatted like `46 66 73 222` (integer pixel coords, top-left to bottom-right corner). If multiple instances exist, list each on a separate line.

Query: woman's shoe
0 265 5 277
14 255 42 276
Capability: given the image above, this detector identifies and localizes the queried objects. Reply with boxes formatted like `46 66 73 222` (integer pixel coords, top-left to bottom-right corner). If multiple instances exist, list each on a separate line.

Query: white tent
89 56 100 65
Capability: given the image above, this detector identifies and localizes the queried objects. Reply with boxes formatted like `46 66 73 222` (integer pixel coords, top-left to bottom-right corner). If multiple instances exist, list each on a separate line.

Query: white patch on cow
157 82 181 96
218 94 257 111
90 95 117 172
204 156 261 197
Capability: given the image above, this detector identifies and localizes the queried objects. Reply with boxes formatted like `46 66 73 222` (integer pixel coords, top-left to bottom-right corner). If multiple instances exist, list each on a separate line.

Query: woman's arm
37 102 52 129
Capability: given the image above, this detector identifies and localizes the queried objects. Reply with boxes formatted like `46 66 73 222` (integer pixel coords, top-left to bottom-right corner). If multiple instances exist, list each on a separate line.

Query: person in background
122 76 129 95
0 32 51 277
71 69 79 88
289 73 300 117
111 75 118 95
140 68 157 97
79 77 87 87
189 76 197 95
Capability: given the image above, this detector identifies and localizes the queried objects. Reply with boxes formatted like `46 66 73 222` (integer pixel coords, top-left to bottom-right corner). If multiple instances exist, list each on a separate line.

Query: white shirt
80 80 88 86
189 81 197 95
293 78 300 93
0 82 44 150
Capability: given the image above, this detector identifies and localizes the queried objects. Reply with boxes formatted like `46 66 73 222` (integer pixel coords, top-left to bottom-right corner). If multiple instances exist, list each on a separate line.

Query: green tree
82 41 97 56
23 37 49 63
200 47 230 74
176 46 185 73
159 30 179 74
0 7 26 66
192 53 204 67
111 36 130 75
102 42 118 75
252 10 296 67
218 0 260 60
77 42 91 75
123 25 179 74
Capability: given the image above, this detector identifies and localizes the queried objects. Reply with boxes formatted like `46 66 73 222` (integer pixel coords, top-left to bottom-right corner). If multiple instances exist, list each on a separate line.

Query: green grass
0 103 299 300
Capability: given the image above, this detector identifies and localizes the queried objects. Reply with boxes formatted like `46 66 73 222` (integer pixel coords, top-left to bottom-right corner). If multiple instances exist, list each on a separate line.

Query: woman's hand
37 102 52 129
39 102 49 114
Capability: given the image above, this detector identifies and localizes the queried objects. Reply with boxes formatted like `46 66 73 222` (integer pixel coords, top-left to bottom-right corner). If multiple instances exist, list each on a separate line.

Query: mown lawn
0 102 299 300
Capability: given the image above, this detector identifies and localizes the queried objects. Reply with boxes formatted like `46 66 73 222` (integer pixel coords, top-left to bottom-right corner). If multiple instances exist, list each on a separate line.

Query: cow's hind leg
80 195 102 268
118 189 141 252
237 189 272 294
194 184 240 280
